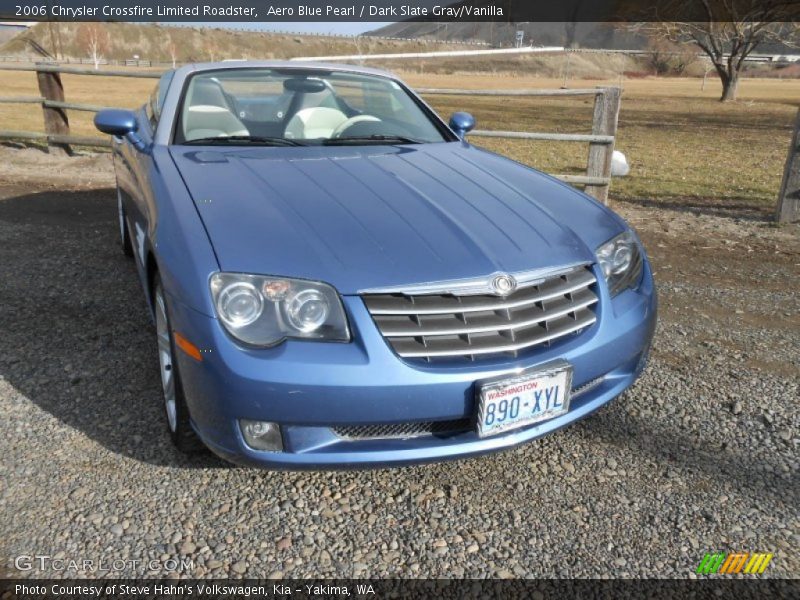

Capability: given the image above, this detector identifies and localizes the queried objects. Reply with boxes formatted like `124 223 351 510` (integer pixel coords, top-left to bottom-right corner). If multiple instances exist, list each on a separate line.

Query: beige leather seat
183 78 249 141
184 105 249 140
285 107 348 140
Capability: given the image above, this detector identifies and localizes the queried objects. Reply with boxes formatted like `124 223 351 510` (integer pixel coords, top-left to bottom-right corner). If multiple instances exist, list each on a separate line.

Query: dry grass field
1 67 798 210
407 74 800 208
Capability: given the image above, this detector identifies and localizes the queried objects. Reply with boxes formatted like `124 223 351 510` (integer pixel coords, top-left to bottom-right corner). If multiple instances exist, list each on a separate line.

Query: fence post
585 87 620 204
776 108 800 223
35 63 71 155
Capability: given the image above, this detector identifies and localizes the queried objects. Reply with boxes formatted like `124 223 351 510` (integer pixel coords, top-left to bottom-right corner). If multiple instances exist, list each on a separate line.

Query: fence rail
776 108 800 223
0 63 621 203
0 64 162 78
417 87 602 97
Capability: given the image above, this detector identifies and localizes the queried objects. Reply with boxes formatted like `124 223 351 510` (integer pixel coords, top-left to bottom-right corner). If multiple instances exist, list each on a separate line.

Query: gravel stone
276 537 292 551
180 541 196 555
231 561 247 574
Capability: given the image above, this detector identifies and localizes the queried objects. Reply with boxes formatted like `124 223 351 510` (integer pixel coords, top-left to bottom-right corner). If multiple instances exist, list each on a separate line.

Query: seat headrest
192 79 229 109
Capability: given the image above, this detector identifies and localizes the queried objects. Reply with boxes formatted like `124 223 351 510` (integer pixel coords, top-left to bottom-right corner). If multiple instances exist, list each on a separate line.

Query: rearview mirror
94 109 147 151
284 78 327 93
449 112 476 139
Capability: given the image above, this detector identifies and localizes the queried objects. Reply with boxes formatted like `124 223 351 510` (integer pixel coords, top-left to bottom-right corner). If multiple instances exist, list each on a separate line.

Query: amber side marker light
174 331 203 361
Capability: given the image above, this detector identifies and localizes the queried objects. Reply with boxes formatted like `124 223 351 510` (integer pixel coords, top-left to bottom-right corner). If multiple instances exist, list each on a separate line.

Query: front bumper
167 263 657 469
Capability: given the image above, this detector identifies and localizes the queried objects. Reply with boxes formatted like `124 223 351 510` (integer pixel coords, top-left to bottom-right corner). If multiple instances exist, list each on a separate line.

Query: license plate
477 361 573 437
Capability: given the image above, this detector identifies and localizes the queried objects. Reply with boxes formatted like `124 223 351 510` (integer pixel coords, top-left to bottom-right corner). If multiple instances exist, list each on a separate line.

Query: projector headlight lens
596 231 643 296
285 289 330 333
210 273 349 347
216 282 263 328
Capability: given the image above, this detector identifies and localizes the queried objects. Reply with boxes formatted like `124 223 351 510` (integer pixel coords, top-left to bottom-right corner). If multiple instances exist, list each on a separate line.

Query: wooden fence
417 86 620 202
0 63 621 203
776 108 800 223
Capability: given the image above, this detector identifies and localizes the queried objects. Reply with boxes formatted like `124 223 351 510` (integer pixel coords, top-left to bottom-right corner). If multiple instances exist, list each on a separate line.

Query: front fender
148 146 220 316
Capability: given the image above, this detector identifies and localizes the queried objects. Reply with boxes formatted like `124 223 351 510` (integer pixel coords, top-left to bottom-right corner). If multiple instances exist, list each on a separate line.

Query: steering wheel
331 115 381 138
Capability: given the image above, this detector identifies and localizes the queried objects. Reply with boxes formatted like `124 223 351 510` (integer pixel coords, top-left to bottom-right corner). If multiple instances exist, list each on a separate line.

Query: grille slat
363 265 598 362
375 287 597 337
363 267 596 316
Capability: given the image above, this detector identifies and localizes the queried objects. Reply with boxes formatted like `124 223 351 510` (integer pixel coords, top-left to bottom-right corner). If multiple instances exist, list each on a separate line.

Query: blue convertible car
94 62 656 468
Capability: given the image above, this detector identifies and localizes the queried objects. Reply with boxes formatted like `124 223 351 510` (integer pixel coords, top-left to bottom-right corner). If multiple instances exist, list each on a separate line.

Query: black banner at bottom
2 579 799 600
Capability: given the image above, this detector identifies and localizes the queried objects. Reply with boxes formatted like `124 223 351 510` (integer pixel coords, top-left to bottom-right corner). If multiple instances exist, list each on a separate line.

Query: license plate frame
476 360 573 438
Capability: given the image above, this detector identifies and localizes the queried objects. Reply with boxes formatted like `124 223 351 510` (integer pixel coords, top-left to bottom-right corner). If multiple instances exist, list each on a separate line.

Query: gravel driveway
0 157 797 579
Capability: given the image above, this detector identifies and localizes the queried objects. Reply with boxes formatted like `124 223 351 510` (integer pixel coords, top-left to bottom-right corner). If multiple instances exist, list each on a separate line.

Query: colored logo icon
696 552 774 575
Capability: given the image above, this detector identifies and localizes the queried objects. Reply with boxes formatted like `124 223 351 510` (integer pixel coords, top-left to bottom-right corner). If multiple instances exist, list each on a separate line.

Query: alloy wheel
154 285 177 432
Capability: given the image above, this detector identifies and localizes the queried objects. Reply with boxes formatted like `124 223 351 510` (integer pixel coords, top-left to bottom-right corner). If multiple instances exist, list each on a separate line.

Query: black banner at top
2 0 800 22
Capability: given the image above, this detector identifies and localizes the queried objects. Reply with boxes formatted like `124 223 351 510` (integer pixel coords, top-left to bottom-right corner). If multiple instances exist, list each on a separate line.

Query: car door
115 71 174 296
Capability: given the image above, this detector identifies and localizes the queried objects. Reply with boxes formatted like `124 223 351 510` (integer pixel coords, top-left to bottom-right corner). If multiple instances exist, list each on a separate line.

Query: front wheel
154 277 204 454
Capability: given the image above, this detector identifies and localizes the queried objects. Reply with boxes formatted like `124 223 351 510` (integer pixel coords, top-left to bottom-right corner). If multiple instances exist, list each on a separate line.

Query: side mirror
94 109 147 152
449 112 476 139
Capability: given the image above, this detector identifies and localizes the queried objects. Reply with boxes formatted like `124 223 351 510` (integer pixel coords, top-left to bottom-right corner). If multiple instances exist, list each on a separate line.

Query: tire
117 187 134 258
153 276 204 454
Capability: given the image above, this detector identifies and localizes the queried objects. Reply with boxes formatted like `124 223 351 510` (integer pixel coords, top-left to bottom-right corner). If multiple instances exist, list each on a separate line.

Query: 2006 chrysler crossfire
94 62 656 468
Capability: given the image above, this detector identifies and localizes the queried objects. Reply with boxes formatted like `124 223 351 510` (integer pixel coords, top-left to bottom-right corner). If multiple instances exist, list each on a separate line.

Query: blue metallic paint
167 142 622 296
448 111 476 138
95 109 148 151
106 62 657 469
94 109 138 136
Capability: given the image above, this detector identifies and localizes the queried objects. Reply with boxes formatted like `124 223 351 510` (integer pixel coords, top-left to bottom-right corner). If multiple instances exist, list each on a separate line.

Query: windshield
175 68 451 146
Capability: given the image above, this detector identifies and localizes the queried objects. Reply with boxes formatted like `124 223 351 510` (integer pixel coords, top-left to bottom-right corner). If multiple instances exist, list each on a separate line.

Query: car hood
169 142 624 294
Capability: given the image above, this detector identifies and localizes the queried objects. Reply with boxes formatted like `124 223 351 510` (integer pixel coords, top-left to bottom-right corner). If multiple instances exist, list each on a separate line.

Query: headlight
210 273 350 347
596 231 643 296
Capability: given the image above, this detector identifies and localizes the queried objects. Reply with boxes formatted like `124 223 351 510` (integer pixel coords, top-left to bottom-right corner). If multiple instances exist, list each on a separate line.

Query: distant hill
367 22 648 49
367 21 796 54
0 22 462 63
0 24 26 46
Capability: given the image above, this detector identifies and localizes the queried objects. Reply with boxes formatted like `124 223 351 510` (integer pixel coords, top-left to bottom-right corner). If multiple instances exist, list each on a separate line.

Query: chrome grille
332 419 470 440
363 265 598 362
572 376 604 398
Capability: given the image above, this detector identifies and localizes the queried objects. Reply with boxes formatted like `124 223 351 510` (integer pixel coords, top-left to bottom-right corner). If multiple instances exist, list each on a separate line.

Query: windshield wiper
183 135 304 147
323 135 423 146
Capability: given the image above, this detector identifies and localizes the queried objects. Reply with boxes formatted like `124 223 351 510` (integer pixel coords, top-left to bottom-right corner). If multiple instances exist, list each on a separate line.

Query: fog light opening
240 420 283 452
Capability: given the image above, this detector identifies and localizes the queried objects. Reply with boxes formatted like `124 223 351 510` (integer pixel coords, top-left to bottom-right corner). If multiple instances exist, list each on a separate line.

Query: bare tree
46 22 58 59
43 22 64 59
645 37 699 75
671 43 699 75
630 2 799 101
166 32 179 68
645 38 676 75
76 23 110 70
352 34 364 65
206 36 219 62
